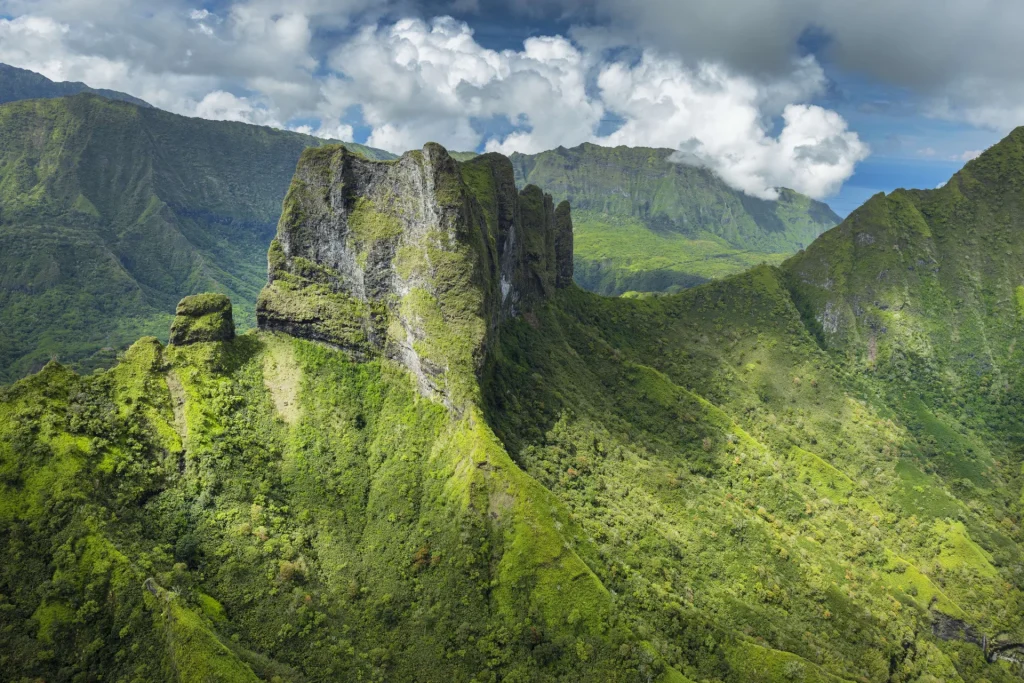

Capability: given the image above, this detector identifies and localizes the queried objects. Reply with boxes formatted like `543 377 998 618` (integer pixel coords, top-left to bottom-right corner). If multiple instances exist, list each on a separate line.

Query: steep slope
0 94 395 383
485 267 1023 682
786 128 1024 387
2 141 1023 683
785 128 1024 480
0 62 153 107
511 143 840 295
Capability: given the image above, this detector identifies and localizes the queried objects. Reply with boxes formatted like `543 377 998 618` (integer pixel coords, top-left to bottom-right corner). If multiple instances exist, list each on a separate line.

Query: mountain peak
256 143 572 407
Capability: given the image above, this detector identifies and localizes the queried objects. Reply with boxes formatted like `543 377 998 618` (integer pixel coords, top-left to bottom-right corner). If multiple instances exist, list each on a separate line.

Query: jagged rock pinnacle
256 142 573 407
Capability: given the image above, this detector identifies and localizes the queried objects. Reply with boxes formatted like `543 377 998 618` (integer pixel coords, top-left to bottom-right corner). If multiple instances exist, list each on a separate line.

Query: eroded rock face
256 143 573 406
169 293 235 346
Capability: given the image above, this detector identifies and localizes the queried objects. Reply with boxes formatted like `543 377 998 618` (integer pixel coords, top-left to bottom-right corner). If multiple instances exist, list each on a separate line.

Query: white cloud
593 52 868 199
0 7 868 200
290 121 356 141
320 18 606 155
0 14 221 113
953 149 983 162
0 1 335 120
320 18 865 198
194 90 284 127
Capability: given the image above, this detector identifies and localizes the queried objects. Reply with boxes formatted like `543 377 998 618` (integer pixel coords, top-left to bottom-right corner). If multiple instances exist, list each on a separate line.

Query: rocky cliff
256 143 573 407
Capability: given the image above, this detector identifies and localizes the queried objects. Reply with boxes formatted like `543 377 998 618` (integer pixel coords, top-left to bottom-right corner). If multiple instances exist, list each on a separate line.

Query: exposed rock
256 143 572 407
169 293 235 346
930 610 985 648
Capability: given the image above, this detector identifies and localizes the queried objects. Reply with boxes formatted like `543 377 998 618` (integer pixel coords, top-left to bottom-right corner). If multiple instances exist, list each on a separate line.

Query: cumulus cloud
317 18 864 198
321 18 604 154
290 121 357 141
594 53 867 199
0 0 380 120
194 90 283 126
0 4 869 199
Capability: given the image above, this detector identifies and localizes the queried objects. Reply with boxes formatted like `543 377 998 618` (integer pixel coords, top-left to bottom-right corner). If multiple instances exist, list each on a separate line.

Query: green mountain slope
0 62 153 108
511 143 840 295
0 93 395 383
2 140 1023 682
786 127 1024 397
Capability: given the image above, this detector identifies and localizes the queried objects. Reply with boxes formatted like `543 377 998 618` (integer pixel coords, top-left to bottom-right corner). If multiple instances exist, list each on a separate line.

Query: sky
1 0 1020 216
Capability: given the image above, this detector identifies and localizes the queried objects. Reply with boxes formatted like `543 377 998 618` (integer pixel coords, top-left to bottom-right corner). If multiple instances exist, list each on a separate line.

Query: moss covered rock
257 143 572 408
169 293 235 345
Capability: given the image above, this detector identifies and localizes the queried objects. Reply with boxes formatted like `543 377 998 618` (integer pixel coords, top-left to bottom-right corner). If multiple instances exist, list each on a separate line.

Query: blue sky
805 66 1002 216
0 0 1019 217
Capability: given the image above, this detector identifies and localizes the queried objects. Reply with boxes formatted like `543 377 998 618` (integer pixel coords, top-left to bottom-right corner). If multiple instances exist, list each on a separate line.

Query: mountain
0 63 153 108
786 128 1024 395
2 138 1023 682
511 143 841 295
0 93 395 384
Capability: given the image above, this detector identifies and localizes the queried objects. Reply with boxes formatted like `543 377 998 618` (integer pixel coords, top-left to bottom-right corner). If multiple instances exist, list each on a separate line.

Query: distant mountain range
0 63 153 108
511 144 840 294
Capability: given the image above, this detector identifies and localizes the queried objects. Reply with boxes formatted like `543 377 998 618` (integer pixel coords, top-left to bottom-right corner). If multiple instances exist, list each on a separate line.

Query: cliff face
256 143 573 407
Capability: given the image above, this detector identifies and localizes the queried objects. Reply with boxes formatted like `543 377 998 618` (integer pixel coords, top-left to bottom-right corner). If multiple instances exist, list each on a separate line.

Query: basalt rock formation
256 143 573 406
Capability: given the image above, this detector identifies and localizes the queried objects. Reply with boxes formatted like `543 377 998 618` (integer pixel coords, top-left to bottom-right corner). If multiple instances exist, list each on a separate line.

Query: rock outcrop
256 143 573 407
169 293 235 345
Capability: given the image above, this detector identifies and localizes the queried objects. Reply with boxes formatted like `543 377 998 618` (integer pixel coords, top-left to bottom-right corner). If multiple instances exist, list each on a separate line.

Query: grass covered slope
0 143 682 681
0 93 394 384
1 330 670 682
4 284 1021 680
511 143 840 295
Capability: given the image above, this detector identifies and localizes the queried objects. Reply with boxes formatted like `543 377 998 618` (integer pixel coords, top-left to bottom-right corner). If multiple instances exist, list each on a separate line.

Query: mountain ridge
0 71 840 382
0 62 153 108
